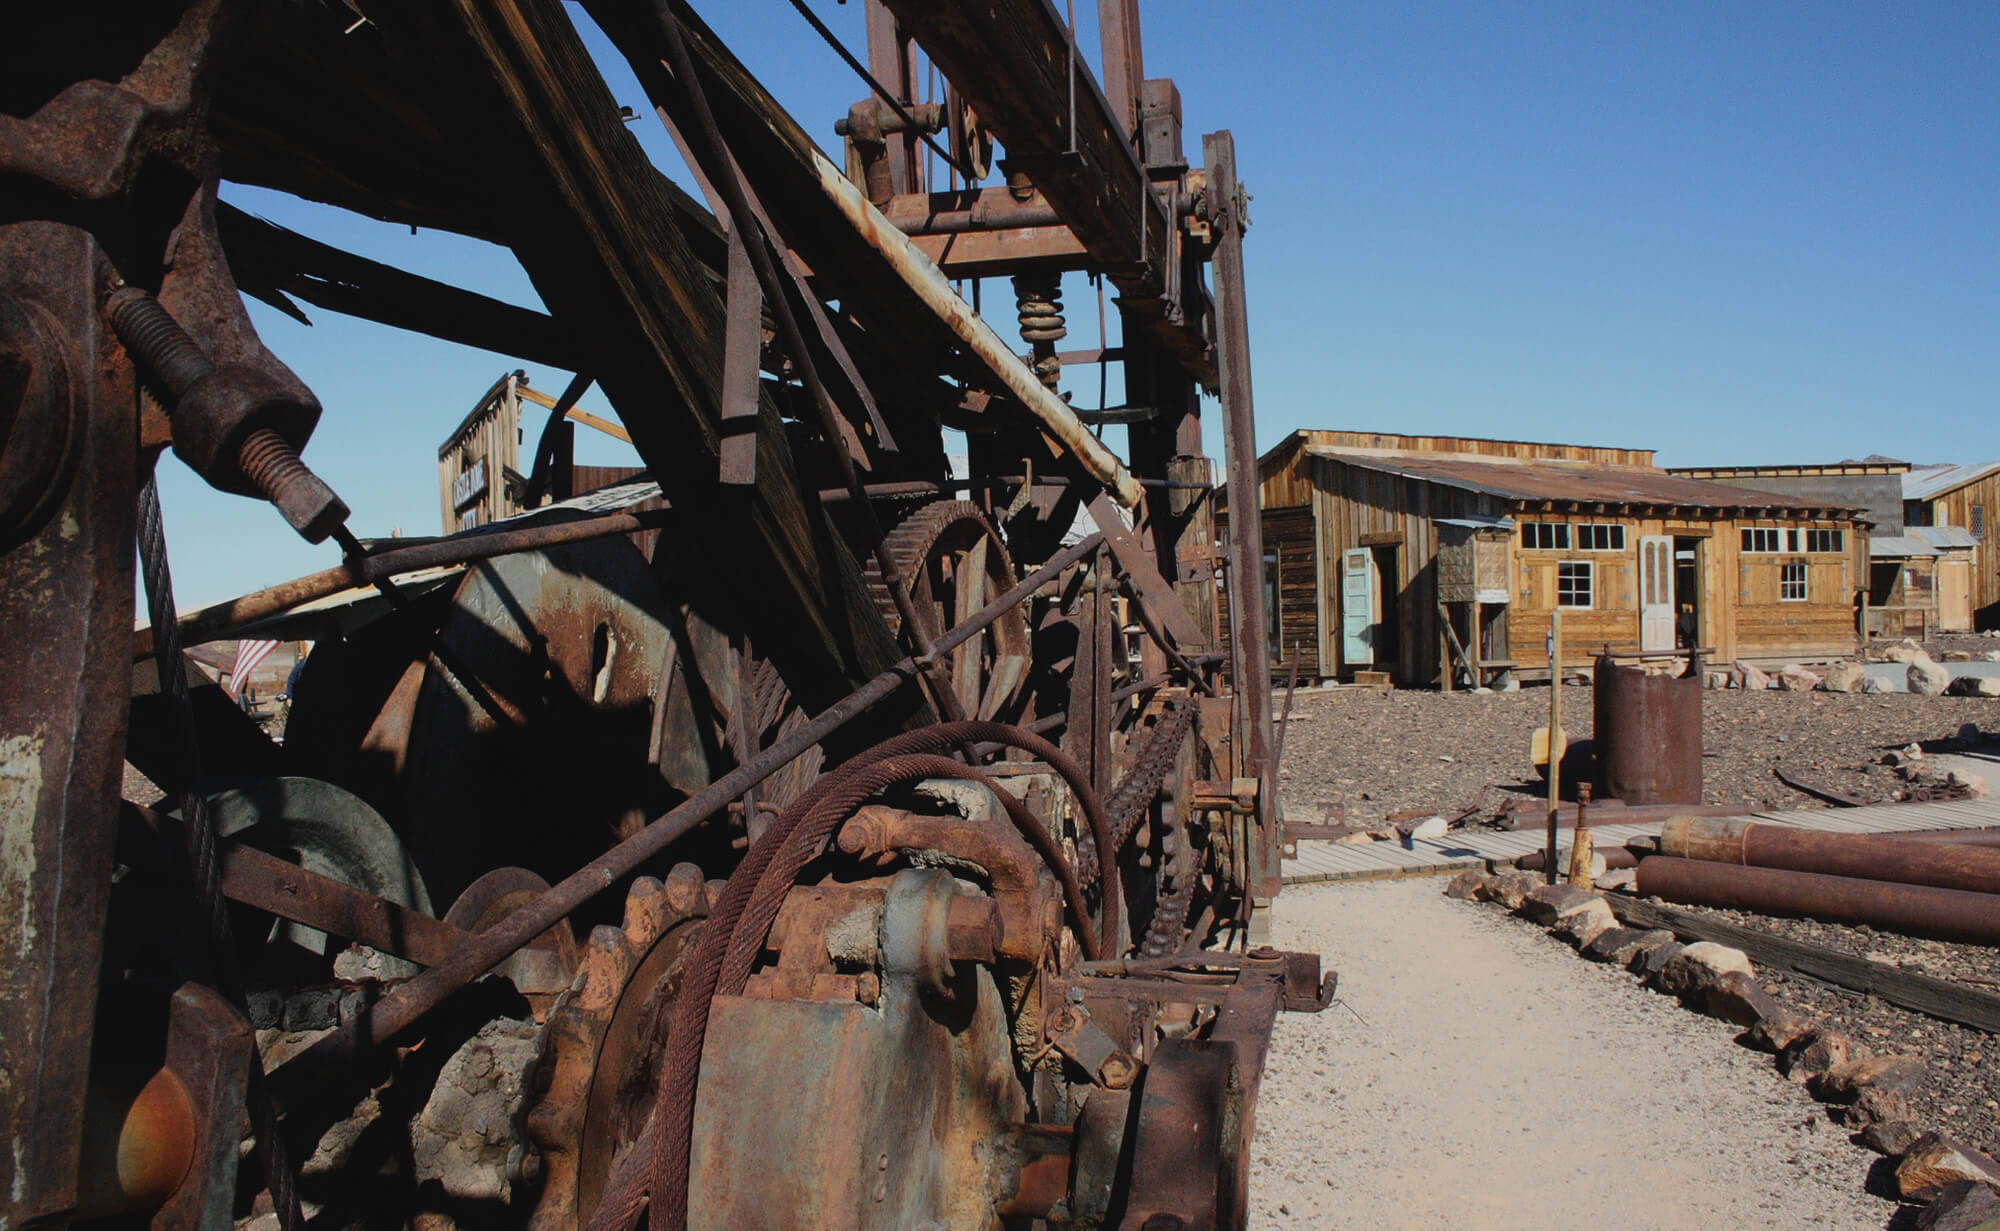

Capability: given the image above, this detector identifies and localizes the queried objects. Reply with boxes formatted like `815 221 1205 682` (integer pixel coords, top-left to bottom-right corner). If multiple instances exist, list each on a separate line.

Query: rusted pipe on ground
1518 845 1643 873
267 531 1103 1105
136 506 674 655
1634 856 2000 945
1660 816 2000 896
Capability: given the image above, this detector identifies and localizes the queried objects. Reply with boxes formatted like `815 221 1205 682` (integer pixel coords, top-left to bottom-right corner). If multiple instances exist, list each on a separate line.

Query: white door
1341 548 1374 666
1639 535 1675 651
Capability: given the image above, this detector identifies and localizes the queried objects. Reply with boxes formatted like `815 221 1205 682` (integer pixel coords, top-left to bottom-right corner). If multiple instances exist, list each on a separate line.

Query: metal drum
1593 655 1703 805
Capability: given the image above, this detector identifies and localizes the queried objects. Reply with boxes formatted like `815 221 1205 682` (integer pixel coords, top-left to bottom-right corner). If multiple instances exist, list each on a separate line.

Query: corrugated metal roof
1303 447 1860 514
1435 515 1514 530
1910 524 1979 550
1869 535 1938 559
1905 462 2000 501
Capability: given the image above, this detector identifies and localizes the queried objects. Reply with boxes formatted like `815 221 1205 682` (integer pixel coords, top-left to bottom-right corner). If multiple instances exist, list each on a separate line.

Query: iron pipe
1634 856 2000 945
268 531 1103 1105
1660 816 2000 895
137 506 676 655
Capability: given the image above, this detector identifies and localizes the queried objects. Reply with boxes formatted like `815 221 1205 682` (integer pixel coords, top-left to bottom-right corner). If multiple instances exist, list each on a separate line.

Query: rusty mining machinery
0 2 1330 1229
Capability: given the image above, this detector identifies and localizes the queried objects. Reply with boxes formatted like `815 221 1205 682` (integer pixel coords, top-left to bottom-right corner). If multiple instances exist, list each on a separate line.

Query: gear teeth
622 876 670 950
705 878 728 908
664 862 707 916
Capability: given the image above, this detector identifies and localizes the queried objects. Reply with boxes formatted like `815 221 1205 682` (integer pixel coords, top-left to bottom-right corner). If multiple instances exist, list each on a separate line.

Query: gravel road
1248 880 1894 1229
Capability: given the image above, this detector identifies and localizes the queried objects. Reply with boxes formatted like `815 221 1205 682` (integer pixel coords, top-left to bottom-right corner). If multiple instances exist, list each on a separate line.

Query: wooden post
1470 600 1484 686
1545 609 1563 885
1440 617 1453 692
1567 782 1595 888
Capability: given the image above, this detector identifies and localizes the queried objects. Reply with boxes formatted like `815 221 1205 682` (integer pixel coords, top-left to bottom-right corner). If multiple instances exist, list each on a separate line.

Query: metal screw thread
236 426 308 502
103 286 213 395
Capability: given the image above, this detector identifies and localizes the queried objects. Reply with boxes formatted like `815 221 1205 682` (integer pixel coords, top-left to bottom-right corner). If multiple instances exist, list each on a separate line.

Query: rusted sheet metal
1593 657 1703 806
220 839 467 968
1302 444 1865 517
1635 856 2000 945
1660 816 2000 896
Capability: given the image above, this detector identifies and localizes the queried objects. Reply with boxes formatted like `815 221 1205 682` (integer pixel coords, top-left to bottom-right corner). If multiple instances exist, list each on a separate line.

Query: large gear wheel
524 865 714 1231
864 499 1032 722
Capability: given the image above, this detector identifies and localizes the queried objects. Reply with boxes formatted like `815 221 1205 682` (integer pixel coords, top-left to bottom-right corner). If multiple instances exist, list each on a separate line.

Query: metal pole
1545 609 1563 885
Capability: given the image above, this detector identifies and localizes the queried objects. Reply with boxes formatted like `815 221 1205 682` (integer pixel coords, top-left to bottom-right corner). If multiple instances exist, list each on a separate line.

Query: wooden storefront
1242 431 1868 686
1906 462 2000 630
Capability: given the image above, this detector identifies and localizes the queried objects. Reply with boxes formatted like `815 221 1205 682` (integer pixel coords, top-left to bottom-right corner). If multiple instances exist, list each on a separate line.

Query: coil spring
1010 274 1066 389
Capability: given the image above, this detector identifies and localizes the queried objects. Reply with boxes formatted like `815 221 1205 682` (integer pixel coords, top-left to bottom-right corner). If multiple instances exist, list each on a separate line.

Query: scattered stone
1986 650 2000 663
1841 1085 1915 1131
1334 830 1377 846
1905 742 1926 760
1777 663 1823 691
1744 1007 1812 1054
1596 867 1638 892
1814 1053 1927 1103
1780 1030 1860 1083
1731 659 1771 691
1443 870 1488 900
1653 941 1755 1000
1517 883 1602 926
1476 871 1541 910
1631 939 1685 979
1944 650 1977 663
1858 1118 1924 1158
1958 722 1985 747
1885 639 1931 664
1704 669 1732 690
1818 661 1867 693
1949 772 1989 799
1896 1132 2000 1201
1915 1179 2000 1231
1581 926 1669 965
1863 675 1893 694
1701 970 1782 1029
1950 676 2000 698
1550 897 1618 947
1911 659 1952 696
1405 814 1449 840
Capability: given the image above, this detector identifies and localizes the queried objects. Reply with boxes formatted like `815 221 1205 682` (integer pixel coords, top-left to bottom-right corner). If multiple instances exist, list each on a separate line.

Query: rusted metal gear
863 499 1032 722
523 865 713 1231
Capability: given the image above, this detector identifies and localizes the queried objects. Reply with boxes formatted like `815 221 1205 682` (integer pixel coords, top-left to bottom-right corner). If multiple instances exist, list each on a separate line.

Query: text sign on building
452 457 488 511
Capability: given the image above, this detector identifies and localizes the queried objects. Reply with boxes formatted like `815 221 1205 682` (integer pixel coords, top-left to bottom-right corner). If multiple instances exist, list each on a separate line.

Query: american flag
226 639 281 699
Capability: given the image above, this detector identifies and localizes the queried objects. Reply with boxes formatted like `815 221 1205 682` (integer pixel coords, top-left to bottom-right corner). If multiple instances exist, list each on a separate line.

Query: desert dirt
1247 879 1897 1229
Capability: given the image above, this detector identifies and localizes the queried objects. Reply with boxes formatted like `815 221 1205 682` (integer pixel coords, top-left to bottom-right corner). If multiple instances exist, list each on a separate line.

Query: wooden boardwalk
1282 797 2000 887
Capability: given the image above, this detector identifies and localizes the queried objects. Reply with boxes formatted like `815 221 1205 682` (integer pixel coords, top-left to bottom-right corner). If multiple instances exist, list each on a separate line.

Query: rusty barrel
1660 816 2000 895
1592 656 1702 805
1635 856 2000 945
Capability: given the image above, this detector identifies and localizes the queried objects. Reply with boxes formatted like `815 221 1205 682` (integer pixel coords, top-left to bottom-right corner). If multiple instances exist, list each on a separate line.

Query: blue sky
161 1 1997 607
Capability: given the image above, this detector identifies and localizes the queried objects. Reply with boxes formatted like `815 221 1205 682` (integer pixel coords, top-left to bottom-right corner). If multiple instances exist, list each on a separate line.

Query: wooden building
1866 526 1978 637
1235 431 1869 686
439 371 642 531
1905 462 2000 630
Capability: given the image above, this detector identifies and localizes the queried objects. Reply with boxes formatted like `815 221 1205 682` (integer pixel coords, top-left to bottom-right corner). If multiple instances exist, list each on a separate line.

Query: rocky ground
1276 681 1995 828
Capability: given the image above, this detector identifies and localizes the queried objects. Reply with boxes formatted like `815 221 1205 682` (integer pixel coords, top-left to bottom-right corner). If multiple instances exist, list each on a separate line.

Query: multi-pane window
1974 505 1986 540
1557 560 1593 608
1521 521 1569 550
1780 562 1808 602
1804 529 1844 553
1741 528 1782 553
1575 523 1626 551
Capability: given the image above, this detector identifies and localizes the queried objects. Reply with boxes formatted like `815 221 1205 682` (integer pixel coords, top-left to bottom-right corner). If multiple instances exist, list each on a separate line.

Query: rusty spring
1011 273 1065 390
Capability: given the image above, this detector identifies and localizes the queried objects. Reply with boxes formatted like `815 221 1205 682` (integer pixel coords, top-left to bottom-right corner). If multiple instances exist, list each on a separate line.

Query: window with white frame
1805 529 1844 553
1780 561 1807 602
1521 521 1569 550
1557 560 1593 608
1741 527 1782 553
1575 523 1626 551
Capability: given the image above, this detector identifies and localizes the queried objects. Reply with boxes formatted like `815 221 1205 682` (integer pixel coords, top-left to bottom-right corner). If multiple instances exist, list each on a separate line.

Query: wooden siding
1920 471 2000 628
1213 506 1319 678
1296 430 1653 468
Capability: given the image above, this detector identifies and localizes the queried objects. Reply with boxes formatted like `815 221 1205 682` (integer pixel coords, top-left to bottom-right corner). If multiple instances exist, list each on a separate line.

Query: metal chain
1079 699 1197 888
136 471 306 1231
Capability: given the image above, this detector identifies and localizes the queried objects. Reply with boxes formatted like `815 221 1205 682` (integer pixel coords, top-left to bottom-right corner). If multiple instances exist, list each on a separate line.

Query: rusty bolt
1047 1005 1079 1035
1097 1052 1139 1090
854 972 880 1008
511 1149 543 1186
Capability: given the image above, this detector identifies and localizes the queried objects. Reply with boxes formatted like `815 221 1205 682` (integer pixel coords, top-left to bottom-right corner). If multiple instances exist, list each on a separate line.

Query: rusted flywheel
864 499 1032 722
524 865 713 1231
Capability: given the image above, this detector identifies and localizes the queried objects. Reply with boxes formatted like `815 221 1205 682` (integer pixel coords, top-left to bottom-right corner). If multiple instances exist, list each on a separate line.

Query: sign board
452 457 488 511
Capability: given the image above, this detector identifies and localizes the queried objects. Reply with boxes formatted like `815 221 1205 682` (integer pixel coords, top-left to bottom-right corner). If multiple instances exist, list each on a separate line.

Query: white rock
1777 664 1822 691
1884 639 1930 665
1818 661 1867 693
1407 815 1449 841
1948 675 2000 697
1862 675 1892 694
1731 659 1771 691
1908 659 1950 696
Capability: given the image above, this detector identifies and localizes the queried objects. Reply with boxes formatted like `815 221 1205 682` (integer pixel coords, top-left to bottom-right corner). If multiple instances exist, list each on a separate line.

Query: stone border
1444 870 2000 1226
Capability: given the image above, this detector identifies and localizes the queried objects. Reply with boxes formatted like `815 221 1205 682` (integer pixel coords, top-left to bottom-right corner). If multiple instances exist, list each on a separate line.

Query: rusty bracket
1046 1001 1139 1089
153 984 253 1231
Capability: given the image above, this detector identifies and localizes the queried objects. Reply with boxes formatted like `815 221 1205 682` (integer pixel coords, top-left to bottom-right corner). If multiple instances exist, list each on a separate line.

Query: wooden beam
1606 893 2000 1035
